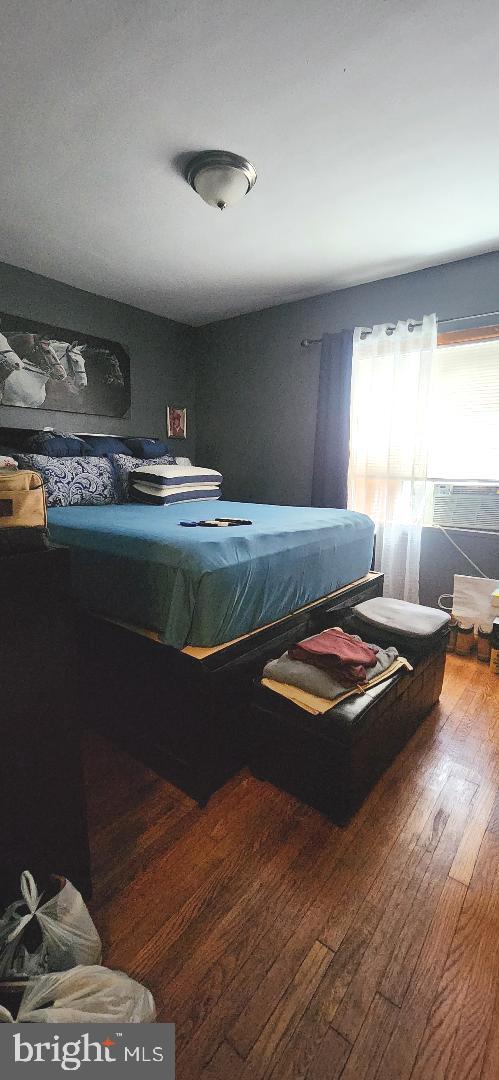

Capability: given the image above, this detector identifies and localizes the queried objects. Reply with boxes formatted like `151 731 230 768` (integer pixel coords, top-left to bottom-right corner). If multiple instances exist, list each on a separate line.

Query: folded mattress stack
129 463 223 505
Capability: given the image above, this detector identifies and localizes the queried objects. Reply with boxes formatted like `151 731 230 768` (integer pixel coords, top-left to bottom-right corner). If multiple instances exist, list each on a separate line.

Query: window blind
428 338 499 481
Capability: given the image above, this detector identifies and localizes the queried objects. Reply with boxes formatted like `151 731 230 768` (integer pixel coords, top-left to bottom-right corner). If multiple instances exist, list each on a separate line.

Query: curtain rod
300 308 499 346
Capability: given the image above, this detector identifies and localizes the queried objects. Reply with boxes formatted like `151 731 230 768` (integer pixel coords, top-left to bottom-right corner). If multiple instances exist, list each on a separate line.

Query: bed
47 500 375 649
1 426 381 802
53 500 379 803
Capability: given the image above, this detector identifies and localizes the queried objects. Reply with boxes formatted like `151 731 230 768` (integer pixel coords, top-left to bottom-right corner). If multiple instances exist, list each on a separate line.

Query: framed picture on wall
167 406 187 438
0 310 131 417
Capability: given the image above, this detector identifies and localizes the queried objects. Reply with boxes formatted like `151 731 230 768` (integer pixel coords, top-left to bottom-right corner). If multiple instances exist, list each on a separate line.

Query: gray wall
196 249 499 506
420 527 498 610
0 261 196 459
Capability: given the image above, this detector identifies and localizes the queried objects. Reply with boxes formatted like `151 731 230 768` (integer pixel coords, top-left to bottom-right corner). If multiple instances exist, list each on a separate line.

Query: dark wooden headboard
0 426 156 449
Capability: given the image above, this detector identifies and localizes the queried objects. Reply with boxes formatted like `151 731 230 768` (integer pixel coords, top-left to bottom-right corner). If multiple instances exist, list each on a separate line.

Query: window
428 326 499 481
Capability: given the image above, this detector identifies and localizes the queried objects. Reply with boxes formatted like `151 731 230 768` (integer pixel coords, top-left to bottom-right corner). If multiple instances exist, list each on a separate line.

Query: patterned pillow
15 454 119 507
111 453 176 502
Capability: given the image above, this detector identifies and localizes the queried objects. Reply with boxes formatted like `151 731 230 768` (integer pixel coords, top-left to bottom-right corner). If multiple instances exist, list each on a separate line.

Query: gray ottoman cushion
353 597 450 638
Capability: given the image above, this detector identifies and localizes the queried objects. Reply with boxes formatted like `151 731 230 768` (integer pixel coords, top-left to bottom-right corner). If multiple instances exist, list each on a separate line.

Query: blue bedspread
48 501 374 648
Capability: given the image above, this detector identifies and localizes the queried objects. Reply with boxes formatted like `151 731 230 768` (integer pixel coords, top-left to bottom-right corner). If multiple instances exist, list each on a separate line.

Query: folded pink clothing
289 627 379 686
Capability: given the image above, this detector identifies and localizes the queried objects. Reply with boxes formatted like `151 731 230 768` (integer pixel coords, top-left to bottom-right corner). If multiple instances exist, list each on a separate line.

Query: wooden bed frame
1 426 382 802
80 572 384 803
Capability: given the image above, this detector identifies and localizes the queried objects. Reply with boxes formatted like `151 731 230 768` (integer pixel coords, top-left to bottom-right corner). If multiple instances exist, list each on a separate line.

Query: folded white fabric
132 463 222 485
263 637 399 701
129 463 222 505
354 597 450 638
0 456 17 470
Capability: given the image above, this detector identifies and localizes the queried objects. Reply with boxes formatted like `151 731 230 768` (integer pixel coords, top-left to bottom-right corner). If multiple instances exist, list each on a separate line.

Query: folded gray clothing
263 640 399 701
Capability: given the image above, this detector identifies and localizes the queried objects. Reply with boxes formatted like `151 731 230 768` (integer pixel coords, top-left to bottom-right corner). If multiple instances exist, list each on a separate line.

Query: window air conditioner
432 483 499 531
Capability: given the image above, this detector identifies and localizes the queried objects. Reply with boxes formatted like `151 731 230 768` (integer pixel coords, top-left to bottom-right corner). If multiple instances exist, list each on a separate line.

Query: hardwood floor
85 653 499 1080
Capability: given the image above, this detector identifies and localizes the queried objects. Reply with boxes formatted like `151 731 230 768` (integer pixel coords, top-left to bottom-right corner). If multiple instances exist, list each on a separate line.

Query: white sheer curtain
348 315 437 602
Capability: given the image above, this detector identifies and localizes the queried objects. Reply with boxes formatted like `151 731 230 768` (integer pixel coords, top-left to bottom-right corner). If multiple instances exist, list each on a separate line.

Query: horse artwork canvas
0 313 131 416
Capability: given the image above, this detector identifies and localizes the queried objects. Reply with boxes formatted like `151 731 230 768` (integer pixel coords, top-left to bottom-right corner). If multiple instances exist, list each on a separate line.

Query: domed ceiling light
185 150 257 210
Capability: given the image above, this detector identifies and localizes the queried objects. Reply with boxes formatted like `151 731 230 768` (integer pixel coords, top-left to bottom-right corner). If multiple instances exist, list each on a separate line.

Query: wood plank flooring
85 653 499 1080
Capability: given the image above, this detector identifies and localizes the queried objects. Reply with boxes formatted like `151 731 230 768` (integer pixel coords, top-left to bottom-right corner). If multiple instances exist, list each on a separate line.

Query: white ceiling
1 0 499 325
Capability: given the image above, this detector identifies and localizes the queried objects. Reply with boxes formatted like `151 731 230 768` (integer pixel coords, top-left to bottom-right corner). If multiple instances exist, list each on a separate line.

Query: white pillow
131 464 222 486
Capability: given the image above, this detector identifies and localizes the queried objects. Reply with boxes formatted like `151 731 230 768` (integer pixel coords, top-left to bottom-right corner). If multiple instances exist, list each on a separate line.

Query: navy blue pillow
26 432 89 457
81 435 131 457
125 437 172 459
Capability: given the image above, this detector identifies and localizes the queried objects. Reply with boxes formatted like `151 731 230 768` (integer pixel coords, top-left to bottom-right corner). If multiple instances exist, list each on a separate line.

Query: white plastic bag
0 965 156 1023
0 872 101 979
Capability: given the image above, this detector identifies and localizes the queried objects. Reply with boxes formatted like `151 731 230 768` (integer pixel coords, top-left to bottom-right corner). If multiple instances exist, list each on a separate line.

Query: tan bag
0 470 47 529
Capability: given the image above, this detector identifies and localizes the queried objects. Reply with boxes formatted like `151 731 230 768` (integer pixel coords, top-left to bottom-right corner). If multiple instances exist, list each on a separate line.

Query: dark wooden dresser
0 545 91 906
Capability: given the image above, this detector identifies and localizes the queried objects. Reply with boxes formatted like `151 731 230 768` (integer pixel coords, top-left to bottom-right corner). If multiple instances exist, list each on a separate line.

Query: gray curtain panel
311 329 353 509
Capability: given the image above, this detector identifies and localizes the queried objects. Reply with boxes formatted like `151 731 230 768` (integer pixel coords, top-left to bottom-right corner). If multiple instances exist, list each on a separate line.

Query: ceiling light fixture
185 150 257 211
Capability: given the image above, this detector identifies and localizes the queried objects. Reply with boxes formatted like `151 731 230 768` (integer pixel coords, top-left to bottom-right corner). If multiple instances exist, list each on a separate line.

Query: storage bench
248 600 449 823
79 572 384 805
